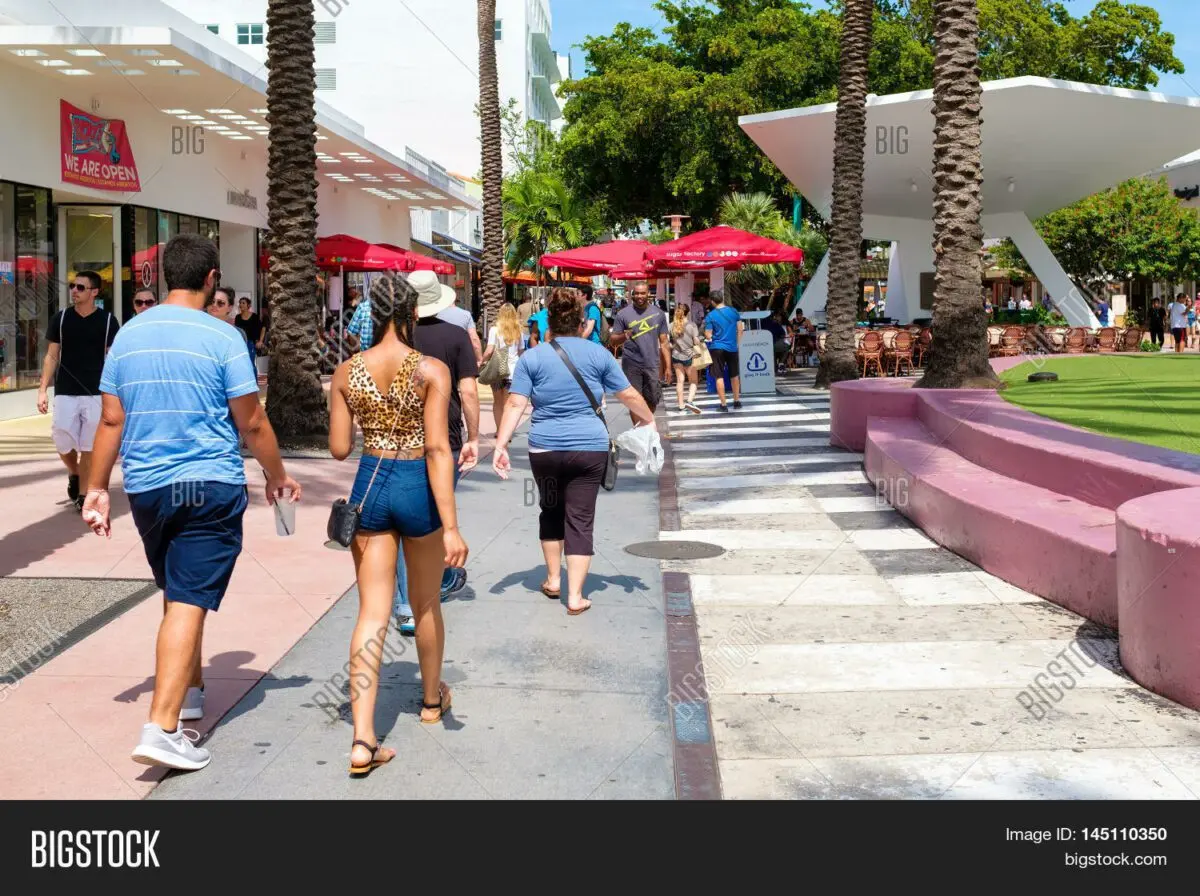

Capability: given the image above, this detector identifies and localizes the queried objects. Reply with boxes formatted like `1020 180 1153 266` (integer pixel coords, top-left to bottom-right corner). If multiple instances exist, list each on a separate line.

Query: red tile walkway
0 404 517 799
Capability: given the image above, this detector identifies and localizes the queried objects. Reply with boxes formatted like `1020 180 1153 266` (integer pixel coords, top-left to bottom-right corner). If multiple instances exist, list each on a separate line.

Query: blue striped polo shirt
99 304 259 494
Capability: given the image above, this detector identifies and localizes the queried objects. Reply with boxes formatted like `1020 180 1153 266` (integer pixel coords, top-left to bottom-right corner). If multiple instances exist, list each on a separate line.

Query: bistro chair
986 325 1004 357
1096 327 1118 353
998 326 1025 357
914 328 932 367
1064 327 1088 354
885 330 915 377
1120 327 1143 352
856 330 884 377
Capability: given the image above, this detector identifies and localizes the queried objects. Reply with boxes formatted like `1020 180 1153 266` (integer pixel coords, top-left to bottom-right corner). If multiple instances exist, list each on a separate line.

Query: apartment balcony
529 27 559 86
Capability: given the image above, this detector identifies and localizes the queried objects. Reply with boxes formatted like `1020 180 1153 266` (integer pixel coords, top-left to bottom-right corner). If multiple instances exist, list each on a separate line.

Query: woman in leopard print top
328 272 468 776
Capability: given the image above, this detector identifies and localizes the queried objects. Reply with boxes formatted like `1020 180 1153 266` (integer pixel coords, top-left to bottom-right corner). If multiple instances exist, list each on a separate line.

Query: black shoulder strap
551 340 606 427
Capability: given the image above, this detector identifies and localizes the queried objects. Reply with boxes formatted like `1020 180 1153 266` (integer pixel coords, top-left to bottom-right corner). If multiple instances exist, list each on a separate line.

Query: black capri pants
529 450 608 556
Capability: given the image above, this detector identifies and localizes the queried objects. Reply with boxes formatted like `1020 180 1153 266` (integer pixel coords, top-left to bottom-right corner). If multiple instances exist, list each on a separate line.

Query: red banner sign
60 100 141 192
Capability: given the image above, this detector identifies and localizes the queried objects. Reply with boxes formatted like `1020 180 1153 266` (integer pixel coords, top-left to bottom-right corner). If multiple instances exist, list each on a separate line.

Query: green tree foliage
717 192 829 308
500 104 607 279
558 0 1182 229
992 177 1200 291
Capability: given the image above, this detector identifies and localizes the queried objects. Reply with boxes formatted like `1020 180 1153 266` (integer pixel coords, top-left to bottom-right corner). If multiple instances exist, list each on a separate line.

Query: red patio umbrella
645 225 803 268
376 243 456 276
313 234 415 271
540 239 653 274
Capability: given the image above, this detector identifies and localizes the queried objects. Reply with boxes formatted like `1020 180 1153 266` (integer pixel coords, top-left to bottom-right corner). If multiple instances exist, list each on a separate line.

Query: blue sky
554 0 1200 97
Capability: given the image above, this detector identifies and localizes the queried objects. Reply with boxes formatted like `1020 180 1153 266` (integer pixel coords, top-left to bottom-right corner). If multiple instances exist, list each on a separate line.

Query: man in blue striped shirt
84 234 302 773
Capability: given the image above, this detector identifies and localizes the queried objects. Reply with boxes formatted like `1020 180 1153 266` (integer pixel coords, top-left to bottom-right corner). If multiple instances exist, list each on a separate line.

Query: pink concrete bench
829 378 919 451
1117 488 1200 710
865 416 1119 627
916 392 1200 511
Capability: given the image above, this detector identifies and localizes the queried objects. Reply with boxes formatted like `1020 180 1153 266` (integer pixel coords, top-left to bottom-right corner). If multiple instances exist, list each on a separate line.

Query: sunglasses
70 283 94 292
134 299 156 308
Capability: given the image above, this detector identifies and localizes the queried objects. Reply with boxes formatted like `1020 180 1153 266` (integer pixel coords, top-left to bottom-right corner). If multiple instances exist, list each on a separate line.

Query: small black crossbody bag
551 341 618 492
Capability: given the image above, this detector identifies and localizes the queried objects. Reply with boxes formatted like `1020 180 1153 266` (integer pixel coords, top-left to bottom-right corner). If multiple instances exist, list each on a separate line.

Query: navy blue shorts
351 457 443 537
128 481 248 612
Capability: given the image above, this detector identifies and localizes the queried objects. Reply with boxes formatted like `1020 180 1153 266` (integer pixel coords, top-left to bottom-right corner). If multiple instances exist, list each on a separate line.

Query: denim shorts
129 480 248 612
351 457 442 537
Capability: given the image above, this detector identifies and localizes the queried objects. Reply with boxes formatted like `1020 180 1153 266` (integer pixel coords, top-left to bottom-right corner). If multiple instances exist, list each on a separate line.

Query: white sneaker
180 686 205 721
130 723 211 771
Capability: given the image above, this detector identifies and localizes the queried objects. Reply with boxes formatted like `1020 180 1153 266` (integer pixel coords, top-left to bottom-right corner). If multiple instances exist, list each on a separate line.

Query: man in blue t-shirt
579 285 604 345
85 234 301 774
704 289 744 411
528 302 550 346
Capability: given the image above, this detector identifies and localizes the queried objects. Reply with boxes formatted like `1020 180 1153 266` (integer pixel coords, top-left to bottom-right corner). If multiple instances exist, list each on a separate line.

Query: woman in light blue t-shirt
493 288 655 616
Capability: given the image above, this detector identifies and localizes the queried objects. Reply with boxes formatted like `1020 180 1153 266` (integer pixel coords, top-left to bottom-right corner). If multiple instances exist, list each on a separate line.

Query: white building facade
0 0 478 419
170 0 565 191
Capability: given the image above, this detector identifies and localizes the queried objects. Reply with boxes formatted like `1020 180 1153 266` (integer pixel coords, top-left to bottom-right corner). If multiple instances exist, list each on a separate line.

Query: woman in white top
481 303 526 431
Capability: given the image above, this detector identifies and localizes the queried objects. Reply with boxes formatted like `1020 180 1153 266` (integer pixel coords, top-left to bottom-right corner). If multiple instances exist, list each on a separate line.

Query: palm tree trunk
915 0 997 389
263 0 327 447
478 0 505 324
816 0 873 388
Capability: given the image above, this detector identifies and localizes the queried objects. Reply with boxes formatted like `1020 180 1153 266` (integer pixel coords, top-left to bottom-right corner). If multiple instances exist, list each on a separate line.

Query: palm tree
717 192 826 311
478 0 505 326
263 0 327 447
915 0 996 388
503 170 589 283
816 0 874 389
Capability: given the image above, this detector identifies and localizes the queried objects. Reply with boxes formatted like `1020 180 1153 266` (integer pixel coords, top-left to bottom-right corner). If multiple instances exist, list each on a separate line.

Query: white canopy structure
740 77 1200 326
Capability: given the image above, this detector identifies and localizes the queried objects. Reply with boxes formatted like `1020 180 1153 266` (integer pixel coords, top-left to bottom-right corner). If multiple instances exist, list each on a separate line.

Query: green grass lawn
1000 355 1200 455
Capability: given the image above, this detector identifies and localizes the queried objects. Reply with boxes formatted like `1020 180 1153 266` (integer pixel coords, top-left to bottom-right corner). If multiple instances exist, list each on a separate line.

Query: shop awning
431 232 483 264
412 238 473 266
0 15 481 217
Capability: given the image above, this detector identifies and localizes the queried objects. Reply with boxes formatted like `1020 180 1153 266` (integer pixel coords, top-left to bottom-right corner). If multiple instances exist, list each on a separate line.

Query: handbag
326 365 405 548
551 341 619 491
695 340 713 369
478 334 511 387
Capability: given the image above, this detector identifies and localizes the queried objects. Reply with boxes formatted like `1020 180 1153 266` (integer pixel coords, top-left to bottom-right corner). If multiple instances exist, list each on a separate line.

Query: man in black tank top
404 273 479 611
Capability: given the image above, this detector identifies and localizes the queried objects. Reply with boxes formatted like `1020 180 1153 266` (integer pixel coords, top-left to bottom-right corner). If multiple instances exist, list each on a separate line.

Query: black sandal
348 739 393 777
420 683 452 725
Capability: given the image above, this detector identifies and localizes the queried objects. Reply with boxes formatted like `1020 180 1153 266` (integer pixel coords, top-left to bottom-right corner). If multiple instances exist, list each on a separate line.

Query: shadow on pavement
486 564 651 599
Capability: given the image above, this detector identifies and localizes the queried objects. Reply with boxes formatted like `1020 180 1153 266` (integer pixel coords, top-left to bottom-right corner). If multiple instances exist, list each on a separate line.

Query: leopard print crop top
346 351 426 452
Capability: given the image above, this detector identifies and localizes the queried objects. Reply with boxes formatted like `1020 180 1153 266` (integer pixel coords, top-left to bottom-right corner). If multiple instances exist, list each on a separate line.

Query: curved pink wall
829 379 917 451
1117 488 1200 710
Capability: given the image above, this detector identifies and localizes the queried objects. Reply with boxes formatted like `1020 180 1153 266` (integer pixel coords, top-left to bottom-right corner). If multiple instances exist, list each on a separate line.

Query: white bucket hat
409 270 457 318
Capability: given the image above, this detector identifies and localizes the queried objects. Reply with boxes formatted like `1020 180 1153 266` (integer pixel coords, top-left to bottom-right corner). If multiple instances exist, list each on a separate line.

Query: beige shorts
52 394 102 454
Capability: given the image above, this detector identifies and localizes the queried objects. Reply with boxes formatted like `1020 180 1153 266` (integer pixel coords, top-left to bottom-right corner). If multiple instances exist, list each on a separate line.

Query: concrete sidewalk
151 403 674 800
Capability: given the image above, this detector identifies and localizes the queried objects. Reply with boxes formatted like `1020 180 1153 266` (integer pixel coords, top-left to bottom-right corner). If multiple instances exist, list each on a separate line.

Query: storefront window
121 206 159 321
199 218 220 245
152 212 220 299
0 182 54 392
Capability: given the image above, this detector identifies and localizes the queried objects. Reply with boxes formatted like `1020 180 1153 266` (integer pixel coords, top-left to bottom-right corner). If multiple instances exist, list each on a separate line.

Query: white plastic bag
616 424 665 476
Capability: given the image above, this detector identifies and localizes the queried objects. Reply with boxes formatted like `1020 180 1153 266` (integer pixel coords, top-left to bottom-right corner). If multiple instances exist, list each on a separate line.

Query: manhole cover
1028 371 1059 382
624 540 725 560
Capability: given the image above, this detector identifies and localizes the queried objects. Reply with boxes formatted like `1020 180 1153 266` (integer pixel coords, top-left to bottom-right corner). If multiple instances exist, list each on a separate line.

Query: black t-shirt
1149 306 1167 329
414 318 478 453
235 312 263 344
46 307 119 395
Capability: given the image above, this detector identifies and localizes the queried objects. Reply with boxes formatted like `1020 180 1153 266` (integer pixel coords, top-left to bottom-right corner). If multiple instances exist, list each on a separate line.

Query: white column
1003 213 1098 328
885 240 930 324
802 252 829 324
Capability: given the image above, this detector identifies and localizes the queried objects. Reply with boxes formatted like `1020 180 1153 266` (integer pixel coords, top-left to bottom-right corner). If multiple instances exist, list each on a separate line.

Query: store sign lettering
227 189 258 211
60 100 141 193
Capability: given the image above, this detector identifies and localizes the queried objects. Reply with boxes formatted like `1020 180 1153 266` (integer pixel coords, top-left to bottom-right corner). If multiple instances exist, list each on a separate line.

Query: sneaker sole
131 744 211 771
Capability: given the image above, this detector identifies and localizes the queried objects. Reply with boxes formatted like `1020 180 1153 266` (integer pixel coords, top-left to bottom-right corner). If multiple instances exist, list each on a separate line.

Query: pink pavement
0 409 515 799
